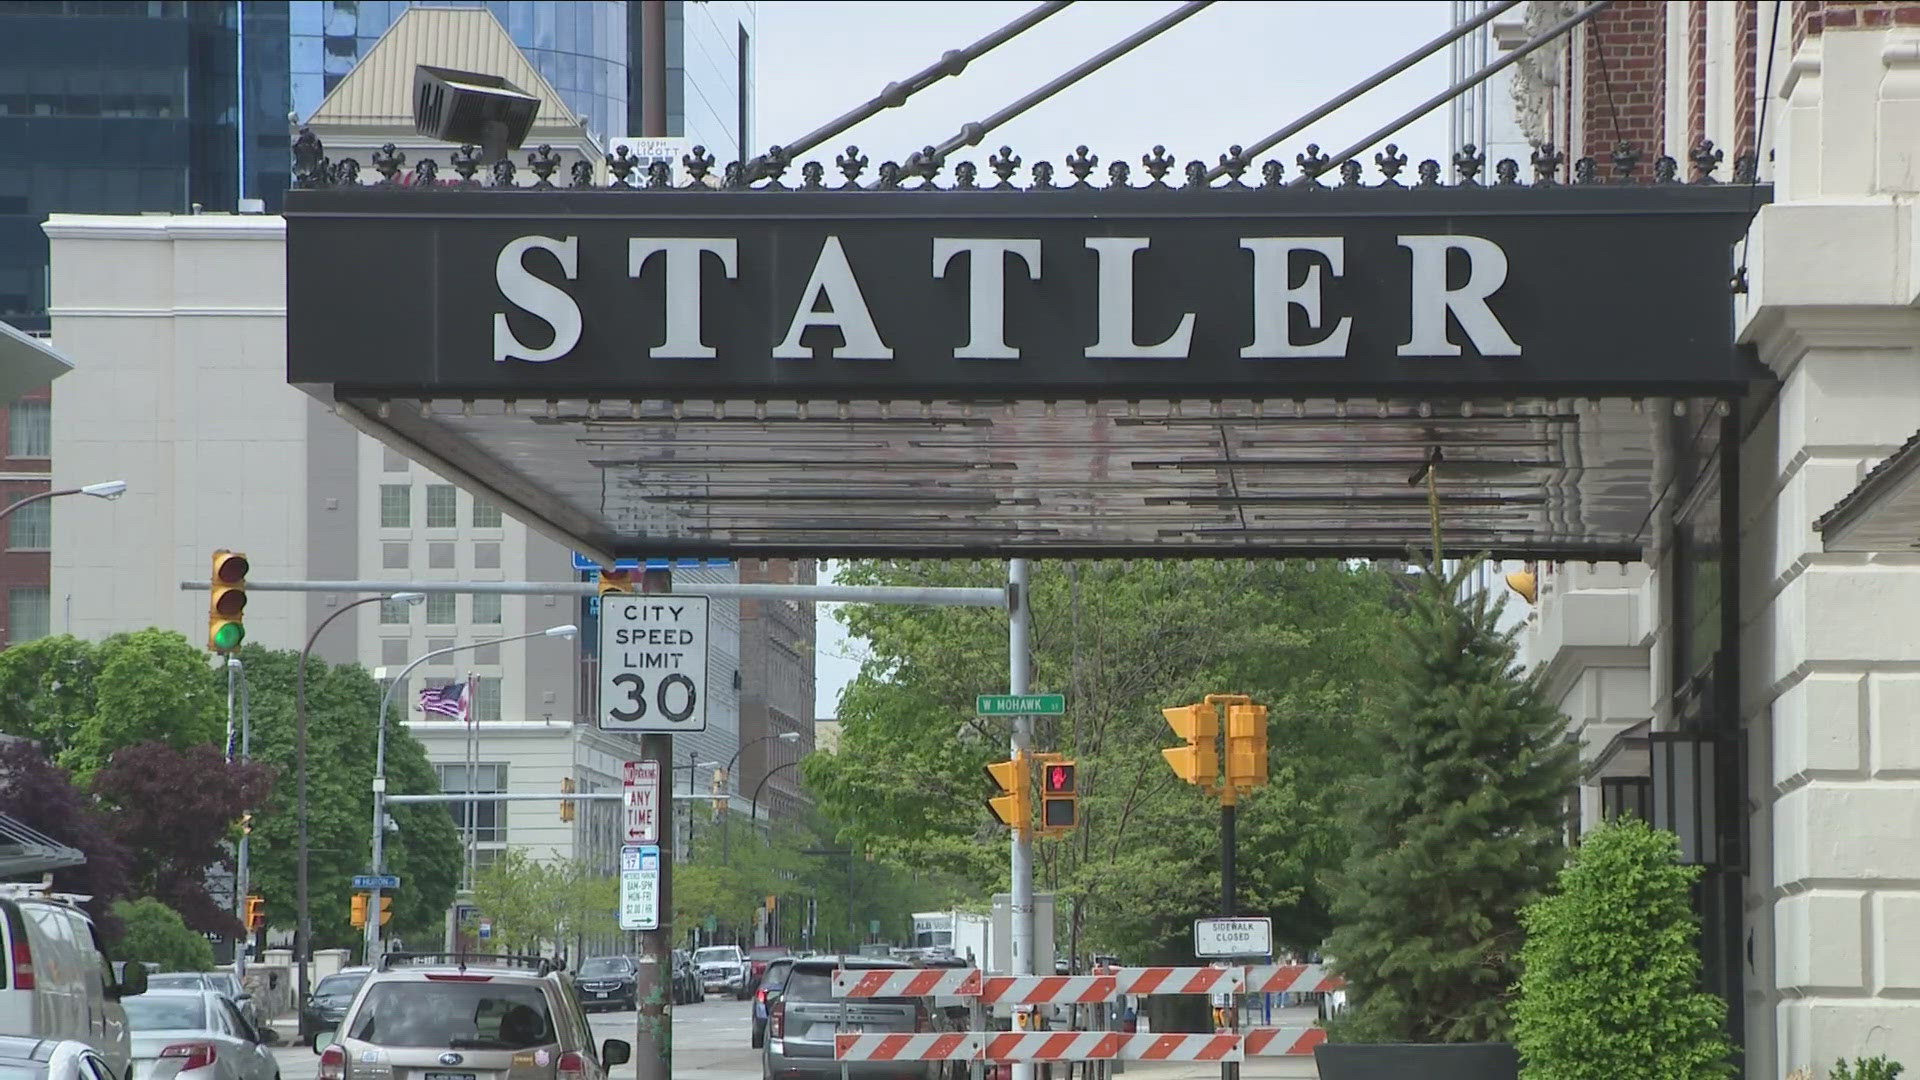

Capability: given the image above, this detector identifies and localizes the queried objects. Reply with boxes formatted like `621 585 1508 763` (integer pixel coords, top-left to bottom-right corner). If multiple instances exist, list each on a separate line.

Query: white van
0 888 145 1078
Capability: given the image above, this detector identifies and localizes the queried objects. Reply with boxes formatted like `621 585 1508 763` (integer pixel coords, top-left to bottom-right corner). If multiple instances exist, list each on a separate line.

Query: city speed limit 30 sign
598 595 710 733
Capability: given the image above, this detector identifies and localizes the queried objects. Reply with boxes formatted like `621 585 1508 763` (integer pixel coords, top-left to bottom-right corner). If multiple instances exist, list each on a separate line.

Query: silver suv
763 957 931 1080
315 953 630 1080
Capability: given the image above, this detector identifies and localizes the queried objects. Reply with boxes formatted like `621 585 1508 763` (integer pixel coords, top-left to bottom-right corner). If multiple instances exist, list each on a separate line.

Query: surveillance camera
413 65 541 162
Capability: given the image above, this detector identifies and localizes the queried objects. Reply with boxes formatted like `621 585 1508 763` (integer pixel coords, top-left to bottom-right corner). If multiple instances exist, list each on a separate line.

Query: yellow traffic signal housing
599 569 635 595
710 768 727 817
1039 759 1078 834
1506 569 1538 604
559 776 577 823
984 753 1030 833
378 896 393 926
350 893 368 928
208 550 249 652
245 896 265 931
1225 704 1269 791
1161 703 1219 788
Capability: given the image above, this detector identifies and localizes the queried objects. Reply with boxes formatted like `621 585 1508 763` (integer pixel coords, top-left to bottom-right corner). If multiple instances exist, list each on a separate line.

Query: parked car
0 888 144 1078
312 952 630 1080
762 956 932 1080
670 952 705 1006
745 945 786 990
142 975 260 1038
0 1035 121 1080
573 957 637 1013
692 946 750 1000
297 968 368 1049
123 990 275 1080
749 958 794 1049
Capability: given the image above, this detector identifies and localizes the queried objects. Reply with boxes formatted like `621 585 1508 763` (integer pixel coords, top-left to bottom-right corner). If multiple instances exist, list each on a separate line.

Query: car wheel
751 1021 764 1050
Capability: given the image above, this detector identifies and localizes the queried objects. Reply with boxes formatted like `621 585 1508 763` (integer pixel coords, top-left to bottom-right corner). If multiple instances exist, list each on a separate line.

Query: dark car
298 967 369 1048
750 957 794 1048
746 944 786 989
576 956 638 1012
671 950 706 1005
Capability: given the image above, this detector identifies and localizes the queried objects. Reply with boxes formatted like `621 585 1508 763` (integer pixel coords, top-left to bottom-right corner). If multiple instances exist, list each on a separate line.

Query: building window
379 484 410 528
426 638 454 664
436 762 507 841
473 593 502 624
383 445 408 472
426 593 456 625
472 639 500 665
7 587 48 644
7 498 49 550
426 485 458 528
379 597 412 624
474 542 501 570
428 542 456 569
7 400 49 458
382 542 408 569
474 675 503 722
472 498 503 528
380 638 408 666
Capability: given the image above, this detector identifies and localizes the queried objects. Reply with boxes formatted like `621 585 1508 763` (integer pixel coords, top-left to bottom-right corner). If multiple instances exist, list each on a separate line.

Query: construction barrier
980 1033 1243 1062
1244 963 1342 995
1101 966 1246 997
979 975 1117 1006
834 1033 982 1062
1242 1027 1328 1056
832 967 984 998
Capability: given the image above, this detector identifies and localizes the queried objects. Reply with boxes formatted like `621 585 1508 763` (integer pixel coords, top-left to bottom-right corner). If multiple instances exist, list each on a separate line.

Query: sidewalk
1114 1061 1317 1080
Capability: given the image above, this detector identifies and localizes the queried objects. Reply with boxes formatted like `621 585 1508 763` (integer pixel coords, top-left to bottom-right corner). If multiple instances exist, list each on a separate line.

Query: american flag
419 680 470 721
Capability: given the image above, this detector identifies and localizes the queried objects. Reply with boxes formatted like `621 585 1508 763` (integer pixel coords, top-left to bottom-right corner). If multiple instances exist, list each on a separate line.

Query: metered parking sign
598 595 710 733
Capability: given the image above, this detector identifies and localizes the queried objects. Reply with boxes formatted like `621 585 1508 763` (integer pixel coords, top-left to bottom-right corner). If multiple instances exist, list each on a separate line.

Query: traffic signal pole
1220 784 1238 1080
1008 558 1036 1080
634 566 675 1080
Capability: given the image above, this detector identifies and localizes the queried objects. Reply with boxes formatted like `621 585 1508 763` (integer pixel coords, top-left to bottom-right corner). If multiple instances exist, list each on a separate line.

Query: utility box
989 892 1055 976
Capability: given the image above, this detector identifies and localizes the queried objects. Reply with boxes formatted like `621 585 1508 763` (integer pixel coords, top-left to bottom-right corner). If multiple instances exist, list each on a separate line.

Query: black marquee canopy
285 139 1769 562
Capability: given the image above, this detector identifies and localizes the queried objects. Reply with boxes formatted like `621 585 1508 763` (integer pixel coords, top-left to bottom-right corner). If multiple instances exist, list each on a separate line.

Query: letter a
772 236 893 360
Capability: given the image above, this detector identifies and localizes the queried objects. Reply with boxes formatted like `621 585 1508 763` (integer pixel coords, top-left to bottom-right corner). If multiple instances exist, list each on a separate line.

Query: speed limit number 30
598 595 711 733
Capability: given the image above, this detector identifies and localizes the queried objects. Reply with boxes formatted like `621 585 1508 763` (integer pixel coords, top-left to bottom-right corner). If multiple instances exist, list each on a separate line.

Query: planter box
1314 1042 1519 1080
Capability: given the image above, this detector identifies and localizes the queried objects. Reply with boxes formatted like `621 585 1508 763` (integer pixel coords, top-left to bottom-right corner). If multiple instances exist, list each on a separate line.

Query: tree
1512 819 1732 1079
58 631 227 776
92 741 275 936
113 897 216 972
0 737 131 935
1322 559 1581 1044
472 852 618 953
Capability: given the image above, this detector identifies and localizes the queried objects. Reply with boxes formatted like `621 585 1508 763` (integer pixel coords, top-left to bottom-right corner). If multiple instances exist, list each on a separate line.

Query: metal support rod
1220 792 1238 1080
1204 0 1522 181
1297 0 1611 185
236 660 252 976
1008 558 1035 1080
923 2 1214 164
634 568 674 1080
640 2 666 139
225 658 240 971
181 579 1006 608
749 760 800 830
751 0 1071 180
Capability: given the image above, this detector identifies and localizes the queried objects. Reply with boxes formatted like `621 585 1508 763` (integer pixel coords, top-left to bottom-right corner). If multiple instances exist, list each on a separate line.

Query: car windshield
692 948 737 964
315 974 366 997
577 959 629 977
147 974 208 990
0 1065 40 1080
346 982 555 1049
126 995 208 1031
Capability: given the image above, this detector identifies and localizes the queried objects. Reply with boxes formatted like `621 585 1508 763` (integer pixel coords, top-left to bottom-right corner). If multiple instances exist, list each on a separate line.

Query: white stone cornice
1781 36 1821 101
41 215 285 241
1739 305 1920 379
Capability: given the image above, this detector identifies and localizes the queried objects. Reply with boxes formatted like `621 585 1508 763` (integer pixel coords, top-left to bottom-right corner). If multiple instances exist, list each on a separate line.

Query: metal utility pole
1007 559 1035 1080
640 1 667 139
634 566 675 1080
1219 785 1238 1080
235 659 253 974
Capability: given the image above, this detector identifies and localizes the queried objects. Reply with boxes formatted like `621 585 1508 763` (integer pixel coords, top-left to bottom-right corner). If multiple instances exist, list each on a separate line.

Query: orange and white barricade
979 975 1117 1006
833 967 984 998
834 1033 982 1063
1241 1027 1327 1056
1103 966 1245 996
1243 963 1343 995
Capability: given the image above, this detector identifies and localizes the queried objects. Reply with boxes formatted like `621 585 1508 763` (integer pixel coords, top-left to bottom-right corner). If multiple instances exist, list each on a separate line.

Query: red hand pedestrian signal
1039 760 1076 833
1048 765 1070 792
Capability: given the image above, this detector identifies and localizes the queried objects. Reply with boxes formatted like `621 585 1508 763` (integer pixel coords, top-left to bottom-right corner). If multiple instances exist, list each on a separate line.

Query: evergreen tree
1323 559 1580 1043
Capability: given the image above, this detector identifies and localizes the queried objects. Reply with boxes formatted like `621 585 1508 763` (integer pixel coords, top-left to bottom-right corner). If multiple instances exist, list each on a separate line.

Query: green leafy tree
472 852 618 953
1512 818 1732 1079
0 630 224 775
112 897 216 972
1323 559 1581 1044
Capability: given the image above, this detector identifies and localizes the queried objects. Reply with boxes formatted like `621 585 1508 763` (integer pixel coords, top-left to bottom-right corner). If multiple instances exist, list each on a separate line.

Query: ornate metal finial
1065 145 1097 185
1531 142 1564 185
953 160 979 189
645 160 672 189
1182 160 1208 188
1030 160 1056 189
489 157 517 188
1218 146 1249 185
1416 159 1442 187
876 160 903 189
409 158 439 187
1733 150 1759 183
1494 158 1520 186
1107 160 1130 188
569 159 593 189
526 145 560 188
838 145 869 187
451 144 483 184
723 160 748 189
330 157 360 186
1690 139 1723 183
1375 144 1408 185
1652 155 1679 184
683 146 716 186
607 145 638 186
761 145 791 188
1338 159 1362 187
1296 143 1331 185
800 160 826 189
1142 145 1175 186
989 146 1020 187
908 146 943 186
1573 155 1598 184
1453 143 1485 185
371 143 406 184
291 128 330 188
1610 140 1640 183
1260 159 1283 188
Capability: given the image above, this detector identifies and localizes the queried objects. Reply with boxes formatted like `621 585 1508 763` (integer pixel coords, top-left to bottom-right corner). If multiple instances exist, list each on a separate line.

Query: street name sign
977 694 1065 716
624 759 660 844
1194 917 1272 958
619 845 660 931
598 595 710 733
351 874 400 890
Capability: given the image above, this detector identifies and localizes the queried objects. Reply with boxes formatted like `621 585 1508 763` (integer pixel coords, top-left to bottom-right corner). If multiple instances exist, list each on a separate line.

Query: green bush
1512 818 1732 1079
1832 1057 1904 1080
111 897 214 972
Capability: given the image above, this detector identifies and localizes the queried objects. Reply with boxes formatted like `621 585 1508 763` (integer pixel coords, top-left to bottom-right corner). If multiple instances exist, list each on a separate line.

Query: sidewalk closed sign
1193 917 1271 957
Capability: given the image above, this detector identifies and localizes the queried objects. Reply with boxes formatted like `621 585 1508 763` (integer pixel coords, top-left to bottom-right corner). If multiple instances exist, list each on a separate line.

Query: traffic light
984 752 1030 832
207 550 249 652
1161 703 1219 789
350 893 368 928
1225 704 1269 792
1505 568 1538 604
559 776 576 823
378 896 393 926
239 813 252 836
1039 759 1077 833
245 896 265 931
766 895 777 913
710 768 727 817
599 568 635 595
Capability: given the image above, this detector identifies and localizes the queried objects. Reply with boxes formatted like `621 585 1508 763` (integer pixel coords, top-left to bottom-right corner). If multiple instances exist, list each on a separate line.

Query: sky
748 1 1460 718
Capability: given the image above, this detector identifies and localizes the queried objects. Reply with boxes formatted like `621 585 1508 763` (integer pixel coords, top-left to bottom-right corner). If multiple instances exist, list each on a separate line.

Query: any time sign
598 595 710 733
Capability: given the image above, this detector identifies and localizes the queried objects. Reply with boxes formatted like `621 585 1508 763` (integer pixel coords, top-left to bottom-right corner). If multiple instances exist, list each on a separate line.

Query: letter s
493 235 581 363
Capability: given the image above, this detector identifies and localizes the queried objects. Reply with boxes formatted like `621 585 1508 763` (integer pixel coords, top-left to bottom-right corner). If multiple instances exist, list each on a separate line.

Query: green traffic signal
211 622 245 650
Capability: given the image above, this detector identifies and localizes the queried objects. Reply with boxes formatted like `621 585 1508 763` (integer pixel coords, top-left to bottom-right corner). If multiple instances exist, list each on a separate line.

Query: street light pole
0 479 126 525
747 760 800 832
722 731 799 865
296 592 423 1013
366 623 578 960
